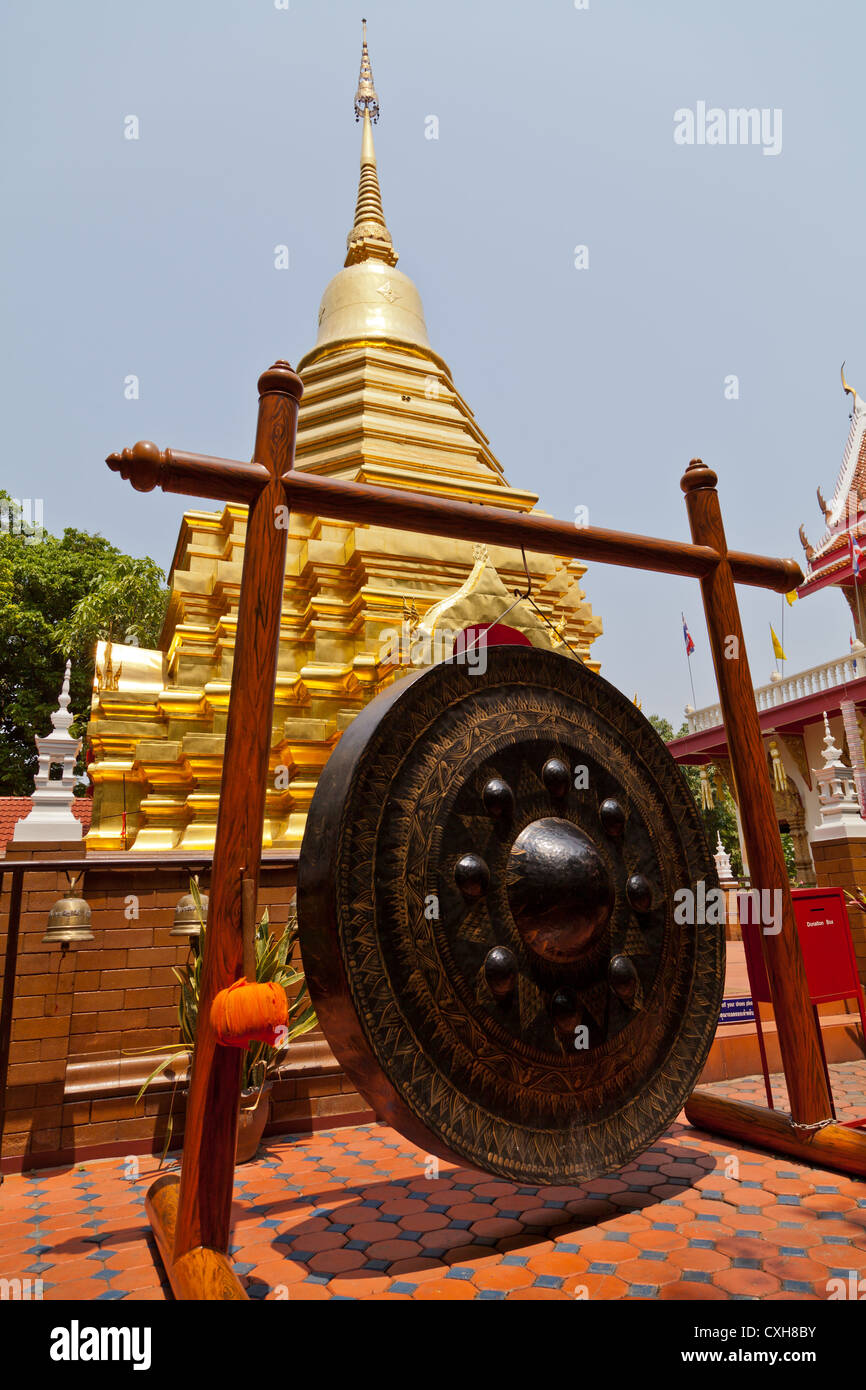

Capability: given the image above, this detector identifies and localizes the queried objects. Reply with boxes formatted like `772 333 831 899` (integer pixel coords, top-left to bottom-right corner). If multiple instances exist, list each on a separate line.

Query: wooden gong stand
106 360 866 1301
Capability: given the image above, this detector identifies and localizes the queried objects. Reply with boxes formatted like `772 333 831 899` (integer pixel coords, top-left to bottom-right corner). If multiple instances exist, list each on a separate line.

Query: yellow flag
785 589 798 606
770 624 787 662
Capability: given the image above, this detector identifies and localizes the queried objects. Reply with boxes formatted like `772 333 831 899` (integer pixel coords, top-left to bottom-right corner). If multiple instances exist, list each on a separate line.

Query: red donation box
740 886 866 1121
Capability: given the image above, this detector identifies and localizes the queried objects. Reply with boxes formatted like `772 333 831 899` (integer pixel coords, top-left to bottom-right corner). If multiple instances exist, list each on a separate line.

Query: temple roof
799 369 866 593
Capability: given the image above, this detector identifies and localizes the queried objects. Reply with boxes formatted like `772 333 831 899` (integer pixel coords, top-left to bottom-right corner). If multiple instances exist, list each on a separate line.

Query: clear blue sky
3 0 864 728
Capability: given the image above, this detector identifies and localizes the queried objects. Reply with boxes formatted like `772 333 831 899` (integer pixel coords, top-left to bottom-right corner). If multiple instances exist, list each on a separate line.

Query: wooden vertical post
680 459 832 1128
171 361 303 1261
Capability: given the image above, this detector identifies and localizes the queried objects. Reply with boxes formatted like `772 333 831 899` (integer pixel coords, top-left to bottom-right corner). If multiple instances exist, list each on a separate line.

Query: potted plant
135 881 317 1164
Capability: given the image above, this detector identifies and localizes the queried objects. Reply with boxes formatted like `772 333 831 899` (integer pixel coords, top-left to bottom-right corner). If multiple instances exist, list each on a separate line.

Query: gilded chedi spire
354 18 379 122
346 21 397 268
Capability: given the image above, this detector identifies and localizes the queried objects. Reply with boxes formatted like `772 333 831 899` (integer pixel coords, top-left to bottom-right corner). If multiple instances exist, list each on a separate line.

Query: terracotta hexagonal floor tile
491 1194 543 1214
609 1193 657 1212
397 1211 450 1232
405 1178 456 1197
283 1216 331 1236
809 1242 866 1270
714 1266 782 1297
658 1280 727 1300
413 1278 477 1300
543 1186 590 1203
471 1264 536 1293
765 1290 821 1300
327 1273 392 1297
801 1192 856 1213
755 1226 814 1250
505 1286 570 1300
564 1198 617 1224
575 1272 629 1299
636 1229 688 1253
470 1217 523 1240
440 1247 500 1269
472 1182 516 1199
497 1235 555 1257
761 1253 829 1285
297 1231 347 1254
637 1204 696 1228
658 1162 706 1181
247 1258 310 1287
761 1176 813 1197
598 1211 652 1233
650 1183 690 1200
347 1219 404 1243
679 1219 735 1242
358 1183 404 1202
420 1226 473 1251
667 1246 731 1274
809 1218 866 1239
384 1257 443 1281
525 1250 590 1279
307 1248 367 1275
714 1236 767 1262
723 1212 777 1233
719 1186 777 1209
566 1238 639 1266
682 1196 736 1217
44 1278 107 1301
282 1282 332 1299
616 1257 679 1286
519 1207 573 1229
445 1202 498 1223
363 1239 422 1263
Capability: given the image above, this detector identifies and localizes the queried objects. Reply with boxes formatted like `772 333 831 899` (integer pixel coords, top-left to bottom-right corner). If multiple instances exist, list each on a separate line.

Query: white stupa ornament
812 710 866 842
713 831 736 886
11 661 84 844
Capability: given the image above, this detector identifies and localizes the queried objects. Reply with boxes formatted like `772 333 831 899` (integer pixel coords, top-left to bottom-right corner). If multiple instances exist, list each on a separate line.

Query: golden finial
354 19 379 122
345 20 398 268
402 595 419 632
98 640 122 692
842 360 858 410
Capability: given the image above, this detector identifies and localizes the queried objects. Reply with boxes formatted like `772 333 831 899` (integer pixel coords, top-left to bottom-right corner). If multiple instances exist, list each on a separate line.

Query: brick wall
0 862 371 1173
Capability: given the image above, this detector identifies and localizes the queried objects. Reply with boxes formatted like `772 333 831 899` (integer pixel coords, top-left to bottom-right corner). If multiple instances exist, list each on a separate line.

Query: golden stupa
85 26 603 853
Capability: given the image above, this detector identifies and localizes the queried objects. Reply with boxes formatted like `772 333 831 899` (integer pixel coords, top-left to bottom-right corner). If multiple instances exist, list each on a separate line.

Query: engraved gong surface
297 647 724 1184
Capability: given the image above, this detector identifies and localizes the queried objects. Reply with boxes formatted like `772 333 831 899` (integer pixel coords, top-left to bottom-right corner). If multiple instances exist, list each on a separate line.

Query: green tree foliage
0 493 166 795
648 713 743 877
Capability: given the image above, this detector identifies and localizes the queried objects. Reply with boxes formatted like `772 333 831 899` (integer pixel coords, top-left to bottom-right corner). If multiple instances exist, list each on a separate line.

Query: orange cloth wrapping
210 978 289 1049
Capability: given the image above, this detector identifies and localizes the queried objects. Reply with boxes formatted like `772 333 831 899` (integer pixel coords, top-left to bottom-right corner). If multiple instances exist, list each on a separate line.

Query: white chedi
11 661 84 844
811 711 866 843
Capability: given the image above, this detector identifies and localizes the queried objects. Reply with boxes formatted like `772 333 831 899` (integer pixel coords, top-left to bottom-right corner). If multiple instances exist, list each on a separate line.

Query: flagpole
682 613 697 707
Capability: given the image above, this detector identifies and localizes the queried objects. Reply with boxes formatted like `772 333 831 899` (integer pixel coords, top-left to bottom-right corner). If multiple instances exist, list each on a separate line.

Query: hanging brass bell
171 881 208 939
43 874 93 947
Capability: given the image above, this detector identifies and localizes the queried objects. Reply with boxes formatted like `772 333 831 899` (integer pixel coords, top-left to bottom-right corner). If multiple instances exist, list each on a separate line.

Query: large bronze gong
298 647 724 1184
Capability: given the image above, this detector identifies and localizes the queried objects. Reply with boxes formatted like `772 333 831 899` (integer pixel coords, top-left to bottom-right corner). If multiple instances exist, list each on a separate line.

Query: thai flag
682 615 695 656
852 533 863 579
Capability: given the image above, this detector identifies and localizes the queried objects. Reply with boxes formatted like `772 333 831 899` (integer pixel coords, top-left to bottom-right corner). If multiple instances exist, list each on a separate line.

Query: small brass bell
43 874 93 948
171 879 208 939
